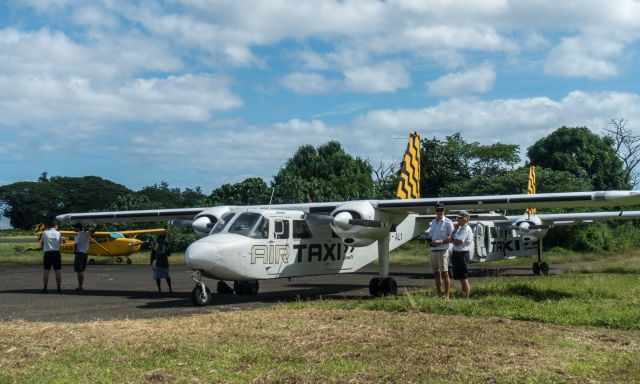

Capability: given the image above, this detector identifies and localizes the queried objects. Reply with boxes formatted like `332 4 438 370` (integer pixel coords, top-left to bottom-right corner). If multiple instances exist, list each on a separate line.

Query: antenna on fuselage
268 187 275 209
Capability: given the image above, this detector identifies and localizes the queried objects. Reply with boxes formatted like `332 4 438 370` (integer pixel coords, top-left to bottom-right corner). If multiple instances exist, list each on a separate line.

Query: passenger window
292 220 312 239
274 220 290 240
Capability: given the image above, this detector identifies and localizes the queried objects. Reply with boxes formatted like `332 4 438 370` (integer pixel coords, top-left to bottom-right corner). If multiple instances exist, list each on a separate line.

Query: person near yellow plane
73 224 92 292
40 221 62 293
150 234 172 294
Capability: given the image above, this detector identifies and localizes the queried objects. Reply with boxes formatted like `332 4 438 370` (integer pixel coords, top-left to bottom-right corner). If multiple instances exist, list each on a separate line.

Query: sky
1 0 640 193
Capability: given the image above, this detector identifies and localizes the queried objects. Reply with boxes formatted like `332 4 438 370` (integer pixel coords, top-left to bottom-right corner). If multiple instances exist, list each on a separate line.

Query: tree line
1 125 638 252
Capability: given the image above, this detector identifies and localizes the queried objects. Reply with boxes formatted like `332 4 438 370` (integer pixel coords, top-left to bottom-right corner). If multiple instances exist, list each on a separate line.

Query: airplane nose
185 240 217 270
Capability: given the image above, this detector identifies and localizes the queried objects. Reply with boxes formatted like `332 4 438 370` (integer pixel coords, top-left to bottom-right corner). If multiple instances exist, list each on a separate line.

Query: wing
535 210 640 226
57 208 207 224
56 191 640 224
118 229 168 236
374 191 640 214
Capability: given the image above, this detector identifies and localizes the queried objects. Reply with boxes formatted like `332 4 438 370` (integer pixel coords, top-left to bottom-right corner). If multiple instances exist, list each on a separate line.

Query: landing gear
234 280 259 295
532 240 550 275
191 284 212 306
126 258 132 265
369 277 397 297
217 280 234 294
88 258 96 265
369 233 399 297
116 257 123 264
191 270 211 306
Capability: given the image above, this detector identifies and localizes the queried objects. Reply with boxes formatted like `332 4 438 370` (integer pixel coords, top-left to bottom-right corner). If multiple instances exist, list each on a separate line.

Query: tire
191 285 211 306
217 281 234 294
126 258 132 265
116 257 123 264
381 278 398 296
369 277 382 297
532 262 541 276
234 280 259 295
88 259 96 265
540 262 550 275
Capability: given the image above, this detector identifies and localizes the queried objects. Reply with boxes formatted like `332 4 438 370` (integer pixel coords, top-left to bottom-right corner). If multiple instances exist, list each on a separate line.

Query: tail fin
527 165 536 215
395 131 421 199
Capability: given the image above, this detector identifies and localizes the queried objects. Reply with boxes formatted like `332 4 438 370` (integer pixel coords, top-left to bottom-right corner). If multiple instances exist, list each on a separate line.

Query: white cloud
0 74 242 125
344 62 410 93
281 72 336 94
544 34 628 79
354 91 640 153
427 64 496 97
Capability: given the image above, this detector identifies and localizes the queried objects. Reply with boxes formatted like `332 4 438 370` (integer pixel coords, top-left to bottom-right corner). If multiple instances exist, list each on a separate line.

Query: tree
210 178 271 205
372 161 399 199
604 118 640 188
272 141 373 203
421 133 520 197
527 127 628 190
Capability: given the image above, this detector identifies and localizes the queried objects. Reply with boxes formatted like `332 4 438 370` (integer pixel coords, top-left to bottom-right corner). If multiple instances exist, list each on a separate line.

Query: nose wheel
191 270 212 306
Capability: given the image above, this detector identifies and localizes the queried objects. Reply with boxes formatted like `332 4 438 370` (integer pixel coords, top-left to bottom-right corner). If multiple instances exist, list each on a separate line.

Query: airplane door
266 218 290 276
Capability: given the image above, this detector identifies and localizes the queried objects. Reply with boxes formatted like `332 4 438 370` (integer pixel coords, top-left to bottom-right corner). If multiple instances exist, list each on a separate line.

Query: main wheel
88 259 96 265
191 285 212 306
380 277 398 296
540 262 550 275
234 280 260 296
532 262 541 275
217 281 234 294
116 257 123 264
126 258 132 265
369 277 382 297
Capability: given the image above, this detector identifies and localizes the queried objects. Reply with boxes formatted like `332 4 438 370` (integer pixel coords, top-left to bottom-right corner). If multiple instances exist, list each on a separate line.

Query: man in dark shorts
40 221 62 293
73 224 91 291
451 211 474 298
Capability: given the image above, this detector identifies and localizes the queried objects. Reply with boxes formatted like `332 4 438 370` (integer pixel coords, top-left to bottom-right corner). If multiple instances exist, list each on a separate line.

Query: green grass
1 308 639 383
290 273 640 330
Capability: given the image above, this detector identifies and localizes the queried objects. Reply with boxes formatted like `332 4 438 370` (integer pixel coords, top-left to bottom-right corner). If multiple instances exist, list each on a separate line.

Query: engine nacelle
192 206 233 237
329 201 388 247
512 215 547 239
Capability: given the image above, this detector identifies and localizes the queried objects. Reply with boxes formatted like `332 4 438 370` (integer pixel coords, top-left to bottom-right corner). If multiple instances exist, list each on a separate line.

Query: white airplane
56 134 640 305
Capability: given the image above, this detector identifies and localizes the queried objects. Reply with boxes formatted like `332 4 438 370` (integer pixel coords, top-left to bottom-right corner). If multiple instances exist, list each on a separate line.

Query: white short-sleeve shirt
42 228 62 252
75 231 90 253
452 224 474 252
428 217 454 250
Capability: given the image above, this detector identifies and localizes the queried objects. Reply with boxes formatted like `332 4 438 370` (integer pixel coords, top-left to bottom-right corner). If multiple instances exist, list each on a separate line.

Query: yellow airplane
34 225 167 264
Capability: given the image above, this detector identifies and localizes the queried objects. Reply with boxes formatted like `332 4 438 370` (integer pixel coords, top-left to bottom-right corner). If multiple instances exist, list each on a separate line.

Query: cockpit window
110 232 124 239
228 212 262 237
250 217 269 239
210 212 236 235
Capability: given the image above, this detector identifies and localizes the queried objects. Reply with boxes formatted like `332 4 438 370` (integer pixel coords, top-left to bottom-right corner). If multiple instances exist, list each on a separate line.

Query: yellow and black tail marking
395 132 421 199
527 165 536 215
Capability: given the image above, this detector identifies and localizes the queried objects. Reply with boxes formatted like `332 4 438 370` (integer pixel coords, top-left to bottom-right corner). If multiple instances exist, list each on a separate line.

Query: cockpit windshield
210 212 236 235
228 212 263 237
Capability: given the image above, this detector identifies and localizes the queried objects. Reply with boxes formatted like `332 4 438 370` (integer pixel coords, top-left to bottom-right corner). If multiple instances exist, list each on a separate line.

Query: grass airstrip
1 234 640 383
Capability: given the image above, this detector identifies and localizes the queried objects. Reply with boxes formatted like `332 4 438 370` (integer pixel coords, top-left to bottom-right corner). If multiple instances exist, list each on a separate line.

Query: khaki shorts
430 248 450 273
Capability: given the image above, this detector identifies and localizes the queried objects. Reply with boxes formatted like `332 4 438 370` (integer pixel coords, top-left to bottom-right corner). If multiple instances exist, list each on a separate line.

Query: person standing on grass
427 205 454 299
150 234 172 294
451 211 474 298
73 224 91 292
40 221 62 293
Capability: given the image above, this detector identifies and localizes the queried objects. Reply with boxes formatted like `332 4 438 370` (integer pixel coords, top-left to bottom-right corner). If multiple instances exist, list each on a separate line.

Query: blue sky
1 0 640 193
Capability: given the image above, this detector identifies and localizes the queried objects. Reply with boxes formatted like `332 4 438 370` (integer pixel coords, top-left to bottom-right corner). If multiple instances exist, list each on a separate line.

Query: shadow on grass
473 284 574 302
575 267 640 275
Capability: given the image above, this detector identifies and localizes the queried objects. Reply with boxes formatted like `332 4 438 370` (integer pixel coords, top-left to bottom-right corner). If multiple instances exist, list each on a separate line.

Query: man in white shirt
73 224 91 292
451 211 474 298
40 221 62 293
427 206 454 298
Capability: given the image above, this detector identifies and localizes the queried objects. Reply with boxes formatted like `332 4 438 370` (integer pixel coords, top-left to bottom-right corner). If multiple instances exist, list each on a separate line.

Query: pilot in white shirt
451 211 474 298
427 205 454 298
